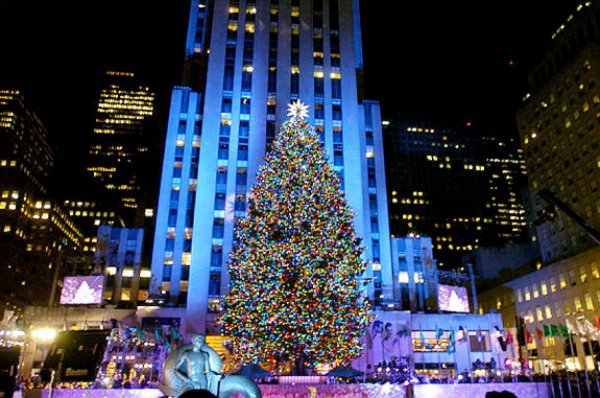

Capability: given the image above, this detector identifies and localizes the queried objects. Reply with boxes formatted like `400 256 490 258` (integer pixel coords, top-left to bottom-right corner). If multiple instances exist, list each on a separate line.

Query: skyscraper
86 71 157 226
151 0 391 333
0 90 82 309
386 121 529 268
516 2 600 264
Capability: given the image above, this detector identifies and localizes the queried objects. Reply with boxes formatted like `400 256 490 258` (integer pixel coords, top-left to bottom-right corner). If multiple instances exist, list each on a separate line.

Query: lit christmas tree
220 100 371 374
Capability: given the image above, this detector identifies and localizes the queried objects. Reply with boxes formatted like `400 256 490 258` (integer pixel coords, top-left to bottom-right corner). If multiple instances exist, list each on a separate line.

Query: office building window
236 168 247 186
209 272 221 296
238 145 248 161
580 266 588 283
549 277 557 293
315 77 324 96
242 71 252 91
541 281 548 296
334 150 343 166
332 78 341 99
216 167 227 186
559 274 567 289
214 193 226 210
332 105 342 121
235 194 246 212
222 98 233 113
212 218 224 239
162 265 172 281
223 66 234 91
239 121 250 138
240 98 251 114
592 262 600 279
218 143 229 159
585 293 594 310
210 246 222 268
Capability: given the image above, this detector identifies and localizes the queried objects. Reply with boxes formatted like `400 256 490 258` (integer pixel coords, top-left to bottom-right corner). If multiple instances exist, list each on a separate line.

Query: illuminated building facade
62 199 125 257
94 225 148 306
86 71 157 226
0 90 82 309
516 2 600 264
151 0 392 333
390 236 438 312
386 122 530 269
492 246 600 372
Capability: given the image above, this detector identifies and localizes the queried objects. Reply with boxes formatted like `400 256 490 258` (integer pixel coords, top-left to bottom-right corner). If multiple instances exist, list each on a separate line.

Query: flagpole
464 327 472 377
548 326 569 398
419 323 425 379
535 327 556 398
451 328 457 379
435 323 442 381
577 314 595 398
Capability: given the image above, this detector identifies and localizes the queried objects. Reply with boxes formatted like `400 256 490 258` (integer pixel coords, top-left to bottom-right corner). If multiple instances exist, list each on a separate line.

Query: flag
494 327 507 352
595 315 600 329
576 316 600 341
559 324 569 339
435 328 443 340
536 328 543 340
525 328 532 344
456 326 467 343
542 324 560 337
420 332 433 349
566 318 577 335
170 324 182 340
447 330 455 353
506 330 514 345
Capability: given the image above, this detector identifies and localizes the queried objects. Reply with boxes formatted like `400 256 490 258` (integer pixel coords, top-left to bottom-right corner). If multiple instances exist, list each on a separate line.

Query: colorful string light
219 109 372 372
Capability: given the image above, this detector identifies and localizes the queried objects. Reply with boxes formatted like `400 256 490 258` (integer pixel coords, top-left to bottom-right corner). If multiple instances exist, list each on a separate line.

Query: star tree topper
287 99 309 120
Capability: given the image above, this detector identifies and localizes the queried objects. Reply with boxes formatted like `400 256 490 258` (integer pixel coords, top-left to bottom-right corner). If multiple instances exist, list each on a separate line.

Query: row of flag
524 316 600 343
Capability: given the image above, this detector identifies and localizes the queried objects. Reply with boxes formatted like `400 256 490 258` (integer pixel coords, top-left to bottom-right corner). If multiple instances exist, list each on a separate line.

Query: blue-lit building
150 0 392 333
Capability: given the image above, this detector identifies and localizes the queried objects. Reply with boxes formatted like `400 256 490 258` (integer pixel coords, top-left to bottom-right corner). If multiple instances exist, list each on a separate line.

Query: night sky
0 0 583 182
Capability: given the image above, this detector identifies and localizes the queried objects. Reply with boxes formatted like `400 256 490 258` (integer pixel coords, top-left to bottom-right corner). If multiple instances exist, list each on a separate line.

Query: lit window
585 293 594 310
541 281 548 296
524 286 531 301
516 289 523 303
536 306 543 321
544 305 552 319
549 277 557 293
574 297 583 311
591 262 599 279
580 266 588 283
398 272 409 283
559 274 567 289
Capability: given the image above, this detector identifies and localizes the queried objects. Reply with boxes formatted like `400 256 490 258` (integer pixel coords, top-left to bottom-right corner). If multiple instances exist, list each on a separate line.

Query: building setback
386 122 529 269
516 2 600 264
150 0 391 333
86 71 157 227
0 90 82 309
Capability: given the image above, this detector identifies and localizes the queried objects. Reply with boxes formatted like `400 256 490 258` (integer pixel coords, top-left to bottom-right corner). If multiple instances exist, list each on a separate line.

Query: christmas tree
220 100 371 373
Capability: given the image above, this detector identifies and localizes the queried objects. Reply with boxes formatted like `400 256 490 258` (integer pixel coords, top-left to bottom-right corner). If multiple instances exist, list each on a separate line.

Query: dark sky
0 0 582 157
